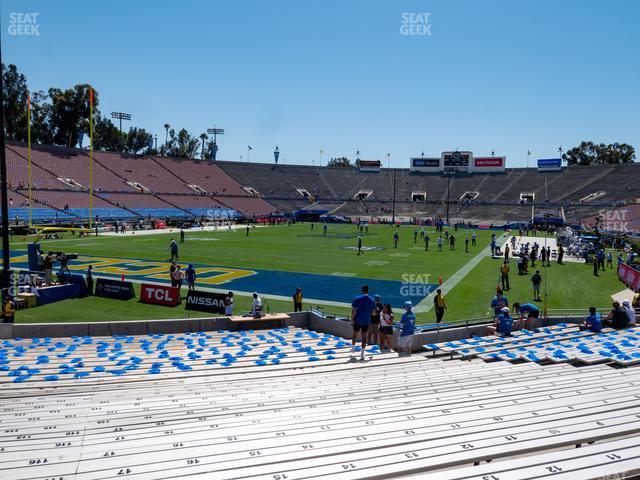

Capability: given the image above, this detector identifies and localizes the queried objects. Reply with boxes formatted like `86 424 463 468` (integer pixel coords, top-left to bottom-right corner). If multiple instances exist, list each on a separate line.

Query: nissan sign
185 290 227 314
140 283 181 307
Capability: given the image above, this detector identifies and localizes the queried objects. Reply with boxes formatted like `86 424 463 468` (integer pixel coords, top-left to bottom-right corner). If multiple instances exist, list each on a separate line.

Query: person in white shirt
378 304 394 351
251 292 263 317
224 291 234 316
622 300 636 325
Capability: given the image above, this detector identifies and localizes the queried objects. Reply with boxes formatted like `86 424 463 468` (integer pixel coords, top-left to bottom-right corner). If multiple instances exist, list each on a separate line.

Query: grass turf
7 224 626 324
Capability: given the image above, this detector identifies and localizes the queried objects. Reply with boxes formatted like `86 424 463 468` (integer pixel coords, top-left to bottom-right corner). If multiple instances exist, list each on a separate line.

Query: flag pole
27 93 32 227
89 88 94 231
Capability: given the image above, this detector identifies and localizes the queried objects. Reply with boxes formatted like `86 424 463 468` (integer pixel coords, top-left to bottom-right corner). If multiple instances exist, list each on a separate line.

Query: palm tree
199 133 208 159
163 123 171 152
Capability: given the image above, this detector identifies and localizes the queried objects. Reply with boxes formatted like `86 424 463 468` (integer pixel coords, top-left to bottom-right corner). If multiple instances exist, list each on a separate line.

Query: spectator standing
606 251 613 268
185 264 196 291
397 301 416 356
367 295 383 347
293 287 303 312
471 231 477 247
251 292 263 317
393 231 399 249
379 304 394 351
180 228 185 243
531 270 542 301
351 285 376 361
172 265 184 290
169 239 179 262
490 292 509 318
224 292 234 316
43 253 54 286
169 262 176 287
86 265 93 295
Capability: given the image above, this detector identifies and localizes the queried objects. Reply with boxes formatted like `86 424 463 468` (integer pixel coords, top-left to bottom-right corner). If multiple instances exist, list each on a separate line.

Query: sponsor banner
618 263 640 292
474 157 504 167
95 278 136 300
358 160 381 172
140 283 181 307
537 158 562 172
472 156 506 173
410 157 441 172
185 289 227 314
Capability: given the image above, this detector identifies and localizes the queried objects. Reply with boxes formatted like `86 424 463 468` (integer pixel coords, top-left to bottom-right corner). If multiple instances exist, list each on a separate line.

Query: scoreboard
411 151 506 173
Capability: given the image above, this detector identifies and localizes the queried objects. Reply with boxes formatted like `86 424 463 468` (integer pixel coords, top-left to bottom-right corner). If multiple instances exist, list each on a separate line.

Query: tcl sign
140 283 181 307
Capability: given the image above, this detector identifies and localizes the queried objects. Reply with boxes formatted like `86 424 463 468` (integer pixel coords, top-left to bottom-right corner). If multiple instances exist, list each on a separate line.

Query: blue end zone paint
226 270 433 306
8 254 436 307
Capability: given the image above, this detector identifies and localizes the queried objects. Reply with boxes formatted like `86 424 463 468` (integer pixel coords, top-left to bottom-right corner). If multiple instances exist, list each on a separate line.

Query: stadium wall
2 312 583 352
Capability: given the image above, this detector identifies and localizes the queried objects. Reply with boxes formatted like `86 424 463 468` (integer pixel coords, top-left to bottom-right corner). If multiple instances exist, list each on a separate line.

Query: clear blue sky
1 0 638 167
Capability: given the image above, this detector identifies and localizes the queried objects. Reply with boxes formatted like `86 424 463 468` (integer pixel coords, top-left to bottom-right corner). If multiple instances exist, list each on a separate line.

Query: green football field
8 224 624 324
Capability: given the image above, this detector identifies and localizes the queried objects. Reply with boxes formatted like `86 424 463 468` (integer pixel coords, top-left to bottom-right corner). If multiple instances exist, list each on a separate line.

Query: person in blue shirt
397 301 416 356
581 306 603 332
487 307 514 336
512 302 540 330
490 293 509 318
169 239 179 261
393 231 399 249
351 285 377 360
185 264 196 291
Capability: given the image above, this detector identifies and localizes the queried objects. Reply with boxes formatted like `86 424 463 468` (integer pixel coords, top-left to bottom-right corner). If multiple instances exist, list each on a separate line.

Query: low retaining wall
307 314 584 352
1 312 310 339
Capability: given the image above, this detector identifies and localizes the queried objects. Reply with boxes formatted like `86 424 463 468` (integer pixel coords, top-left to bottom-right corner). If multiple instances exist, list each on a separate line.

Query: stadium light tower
0 37 11 289
111 112 131 134
273 145 280 165
207 128 224 161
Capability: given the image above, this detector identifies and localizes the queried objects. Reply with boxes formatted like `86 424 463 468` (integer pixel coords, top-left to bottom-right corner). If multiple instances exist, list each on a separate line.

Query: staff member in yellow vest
2 298 15 324
293 287 303 312
434 288 448 324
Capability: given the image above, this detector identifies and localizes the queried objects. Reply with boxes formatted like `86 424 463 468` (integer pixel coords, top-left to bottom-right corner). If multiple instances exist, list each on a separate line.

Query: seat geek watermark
8 12 40 36
400 12 432 36
598 208 629 232
400 273 432 297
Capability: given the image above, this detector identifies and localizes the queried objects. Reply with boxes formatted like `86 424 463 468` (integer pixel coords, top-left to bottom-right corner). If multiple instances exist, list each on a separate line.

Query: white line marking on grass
413 234 508 314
